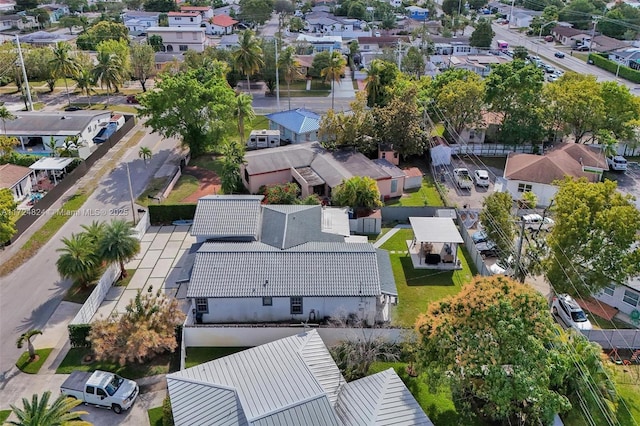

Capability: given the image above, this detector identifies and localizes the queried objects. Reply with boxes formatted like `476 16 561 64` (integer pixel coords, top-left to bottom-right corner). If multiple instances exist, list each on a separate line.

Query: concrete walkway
373 224 412 249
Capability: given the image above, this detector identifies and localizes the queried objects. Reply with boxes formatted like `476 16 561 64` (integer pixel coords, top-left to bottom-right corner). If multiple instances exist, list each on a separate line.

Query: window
177 32 183 39
290 297 303 315
195 297 208 313
263 296 272 306
179 45 188 51
517 183 532 193
192 32 197 40
381 152 386 159
86 386 95 394
391 179 398 193
603 284 615 296
623 290 639 307
96 388 107 397
174 17 181 20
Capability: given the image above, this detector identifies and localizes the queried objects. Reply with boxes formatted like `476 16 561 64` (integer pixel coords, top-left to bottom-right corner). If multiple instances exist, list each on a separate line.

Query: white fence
69 212 150 325
451 143 540 157
581 329 640 350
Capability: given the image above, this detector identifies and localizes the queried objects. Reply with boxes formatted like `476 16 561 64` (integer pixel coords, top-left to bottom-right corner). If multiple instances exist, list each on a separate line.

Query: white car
522 214 554 231
551 294 593 331
474 169 490 187
489 256 514 276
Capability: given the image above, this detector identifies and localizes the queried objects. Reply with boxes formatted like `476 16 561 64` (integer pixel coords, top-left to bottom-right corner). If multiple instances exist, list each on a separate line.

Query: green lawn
369 362 488 426
368 227 393 242
189 154 225 175
0 410 11 424
114 269 136 287
613 366 640 426
431 123 445 137
287 80 331 91
385 177 444 207
185 347 250 368
380 230 476 327
147 406 163 426
163 175 199 204
589 313 638 330
56 347 171 379
16 348 53 374
63 281 98 304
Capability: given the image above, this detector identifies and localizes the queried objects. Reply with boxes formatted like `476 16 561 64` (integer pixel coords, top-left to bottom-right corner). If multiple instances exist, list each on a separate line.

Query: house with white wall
0 163 35 202
168 10 202 27
4 111 112 159
122 11 159 35
180 5 213 19
146 26 206 52
209 14 237 35
0 14 36 31
502 143 608 207
167 330 434 426
595 278 640 318
187 196 397 325
295 34 342 52
265 108 320 143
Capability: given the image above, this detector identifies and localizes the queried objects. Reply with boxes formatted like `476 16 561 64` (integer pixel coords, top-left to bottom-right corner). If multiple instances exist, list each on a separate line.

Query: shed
429 136 452 166
403 167 423 190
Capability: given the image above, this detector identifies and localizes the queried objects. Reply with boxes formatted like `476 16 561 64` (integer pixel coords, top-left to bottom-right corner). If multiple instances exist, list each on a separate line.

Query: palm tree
9 391 90 426
98 219 140 278
364 59 386 108
46 136 58 157
0 105 15 134
50 42 79 106
138 146 152 165
234 93 255 143
73 68 95 106
80 220 105 246
321 51 346 110
278 46 303 110
92 51 123 106
56 233 99 288
232 30 264 94
16 329 42 361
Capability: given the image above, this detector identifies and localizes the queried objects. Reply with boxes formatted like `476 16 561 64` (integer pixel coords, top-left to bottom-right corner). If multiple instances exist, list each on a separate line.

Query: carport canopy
29 157 73 171
409 217 464 243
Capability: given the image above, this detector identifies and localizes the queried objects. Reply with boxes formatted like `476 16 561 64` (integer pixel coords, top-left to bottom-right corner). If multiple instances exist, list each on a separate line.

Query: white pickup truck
453 168 473 190
60 370 139 414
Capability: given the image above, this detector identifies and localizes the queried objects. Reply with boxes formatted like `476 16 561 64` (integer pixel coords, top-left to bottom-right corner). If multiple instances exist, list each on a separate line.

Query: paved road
0 126 180 378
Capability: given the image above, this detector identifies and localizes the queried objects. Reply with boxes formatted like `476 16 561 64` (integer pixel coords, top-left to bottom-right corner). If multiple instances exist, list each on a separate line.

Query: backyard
385 176 444 207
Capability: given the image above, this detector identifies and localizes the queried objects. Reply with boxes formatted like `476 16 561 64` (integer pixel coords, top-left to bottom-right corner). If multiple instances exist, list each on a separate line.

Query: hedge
68 323 92 348
148 204 197 225
588 53 640 83
162 396 175 426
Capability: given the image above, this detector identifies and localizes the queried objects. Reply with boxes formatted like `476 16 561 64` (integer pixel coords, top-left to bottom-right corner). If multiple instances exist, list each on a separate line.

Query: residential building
241 142 406 199
0 0 15 12
609 48 640 70
447 54 510 77
218 34 239 49
146 26 206 52
357 35 410 52
122 11 159 35
18 30 73 46
265 108 321 143
551 25 589 46
433 40 477 56
38 4 69 23
180 5 213 19
510 10 541 28
168 11 202 27
0 14 36 31
378 143 399 166
389 0 402 7
296 34 342 52
209 14 237 35
407 5 429 21
154 52 184 71
167 330 433 426
459 111 502 144
212 4 240 17
187 196 398 324
0 163 35 202
4 111 112 159
583 35 628 53
502 143 608 206
596 278 640 317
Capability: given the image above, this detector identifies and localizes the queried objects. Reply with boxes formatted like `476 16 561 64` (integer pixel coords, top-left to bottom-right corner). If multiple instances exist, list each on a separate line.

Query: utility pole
274 37 281 111
588 17 600 52
126 162 137 226
508 0 515 29
15 35 33 112
514 218 526 283
397 41 402 70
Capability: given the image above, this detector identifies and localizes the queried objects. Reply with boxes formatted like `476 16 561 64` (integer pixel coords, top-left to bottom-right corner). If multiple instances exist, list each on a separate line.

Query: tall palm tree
73 68 95 106
234 93 255 143
9 391 90 426
321 51 346 110
278 46 302 110
232 30 264 94
80 220 105 246
50 42 79 106
92 51 123 106
16 329 42 360
56 233 99 288
0 105 15 134
138 146 152 165
98 219 140 278
364 59 386 108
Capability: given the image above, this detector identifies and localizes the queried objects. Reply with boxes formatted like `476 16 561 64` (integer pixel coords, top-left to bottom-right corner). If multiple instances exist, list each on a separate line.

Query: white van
522 214 554 231
607 155 627 171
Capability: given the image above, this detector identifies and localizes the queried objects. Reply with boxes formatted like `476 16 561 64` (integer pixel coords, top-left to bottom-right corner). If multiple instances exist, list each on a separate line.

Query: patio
406 217 464 270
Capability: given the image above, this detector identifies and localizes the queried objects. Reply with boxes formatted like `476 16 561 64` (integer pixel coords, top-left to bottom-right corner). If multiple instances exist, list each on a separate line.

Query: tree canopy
469 18 494 48
0 188 17 244
546 177 640 296
137 64 237 156
239 0 274 24
331 176 383 209
480 191 515 258
76 21 129 51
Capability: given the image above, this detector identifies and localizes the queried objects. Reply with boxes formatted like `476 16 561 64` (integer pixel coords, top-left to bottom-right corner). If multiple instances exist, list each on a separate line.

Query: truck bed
61 371 92 392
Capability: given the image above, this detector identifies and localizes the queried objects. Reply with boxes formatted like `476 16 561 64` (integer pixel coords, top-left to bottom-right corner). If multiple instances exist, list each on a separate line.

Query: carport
29 157 74 185
407 217 464 270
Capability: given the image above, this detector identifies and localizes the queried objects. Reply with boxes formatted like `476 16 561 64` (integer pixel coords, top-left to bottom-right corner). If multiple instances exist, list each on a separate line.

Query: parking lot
605 162 640 210
441 156 507 210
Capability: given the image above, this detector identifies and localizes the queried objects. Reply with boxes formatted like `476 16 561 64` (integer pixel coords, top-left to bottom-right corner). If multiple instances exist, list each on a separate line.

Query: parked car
543 65 556 73
472 230 488 244
547 74 559 83
474 169 490 187
453 168 473 190
489 256 515 276
553 69 564 76
64 106 82 111
554 51 565 58
607 155 628 171
522 214 555 231
476 240 499 257
544 35 554 42
551 294 593 331
574 45 590 51
126 95 139 104
60 370 139 414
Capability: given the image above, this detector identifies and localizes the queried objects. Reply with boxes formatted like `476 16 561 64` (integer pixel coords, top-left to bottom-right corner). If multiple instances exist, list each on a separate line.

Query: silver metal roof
187 242 387 298
409 217 464 244
191 195 264 238
336 368 435 426
3 111 111 136
167 330 343 425
260 205 343 250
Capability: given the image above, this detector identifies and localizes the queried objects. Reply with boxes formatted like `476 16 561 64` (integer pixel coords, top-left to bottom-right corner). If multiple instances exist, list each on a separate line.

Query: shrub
68 324 92 348
162 396 174 426
588 53 640 83
148 204 196 225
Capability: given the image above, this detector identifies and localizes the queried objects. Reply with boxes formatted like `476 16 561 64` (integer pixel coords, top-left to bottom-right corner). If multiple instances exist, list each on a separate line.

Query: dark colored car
65 106 82 111
554 52 565 58
126 95 139 104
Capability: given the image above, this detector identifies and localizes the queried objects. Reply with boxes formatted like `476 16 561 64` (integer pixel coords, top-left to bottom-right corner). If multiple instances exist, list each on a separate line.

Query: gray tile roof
167 330 344 425
376 249 398 296
187 242 389 298
373 158 405 179
191 195 264 239
260 205 343 249
336 368 434 425
3 111 111 136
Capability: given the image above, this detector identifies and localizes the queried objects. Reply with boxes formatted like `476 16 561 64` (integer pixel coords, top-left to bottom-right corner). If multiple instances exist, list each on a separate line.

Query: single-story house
551 26 589 46
265 108 321 144
433 41 476 56
122 11 160 35
187 196 397 325
583 35 628 53
4 111 112 159
503 143 608 206
295 34 342 52
18 30 73 46
407 5 429 21
0 14 36 31
510 11 541 28
448 54 510 77
0 0 15 12
241 142 406 200
459 111 502 144
0 163 34 202
596 278 640 317
208 14 236 35
167 331 434 426
38 4 69 23
356 35 410 52
154 52 184 71
609 48 640 70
